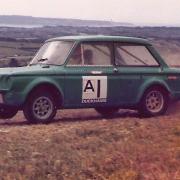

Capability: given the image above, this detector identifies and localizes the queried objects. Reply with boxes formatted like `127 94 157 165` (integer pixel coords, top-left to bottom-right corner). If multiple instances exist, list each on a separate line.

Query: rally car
0 35 180 123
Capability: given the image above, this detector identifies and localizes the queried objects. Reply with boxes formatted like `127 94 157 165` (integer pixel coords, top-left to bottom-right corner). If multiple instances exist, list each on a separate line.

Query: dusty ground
0 104 179 180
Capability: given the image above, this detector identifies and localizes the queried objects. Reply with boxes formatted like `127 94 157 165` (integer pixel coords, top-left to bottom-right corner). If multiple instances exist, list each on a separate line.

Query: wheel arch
23 81 64 108
137 81 170 104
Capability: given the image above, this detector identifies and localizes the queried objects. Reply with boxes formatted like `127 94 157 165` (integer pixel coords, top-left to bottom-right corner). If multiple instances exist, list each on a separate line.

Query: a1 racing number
82 76 107 103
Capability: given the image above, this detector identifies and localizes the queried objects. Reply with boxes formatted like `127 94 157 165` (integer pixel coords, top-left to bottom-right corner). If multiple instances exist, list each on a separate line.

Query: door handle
113 68 118 73
91 71 103 75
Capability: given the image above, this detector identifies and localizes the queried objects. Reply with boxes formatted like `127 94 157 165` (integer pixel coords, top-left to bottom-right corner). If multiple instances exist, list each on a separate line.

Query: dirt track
0 104 179 179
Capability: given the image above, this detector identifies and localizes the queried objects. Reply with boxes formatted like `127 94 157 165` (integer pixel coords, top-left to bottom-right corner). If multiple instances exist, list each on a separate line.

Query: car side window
68 42 113 66
115 44 159 66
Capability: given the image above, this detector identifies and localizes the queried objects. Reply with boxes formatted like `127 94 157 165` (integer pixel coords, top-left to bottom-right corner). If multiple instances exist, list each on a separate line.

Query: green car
0 35 180 123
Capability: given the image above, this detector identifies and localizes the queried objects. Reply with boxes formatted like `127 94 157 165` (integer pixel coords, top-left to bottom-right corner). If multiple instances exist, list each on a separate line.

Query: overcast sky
0 0 180 25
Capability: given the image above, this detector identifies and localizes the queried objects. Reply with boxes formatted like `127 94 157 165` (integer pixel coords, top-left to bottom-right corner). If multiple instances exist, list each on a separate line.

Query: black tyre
0 107 18 119
139 87 169 117
95 107 119 117
23 90 57 123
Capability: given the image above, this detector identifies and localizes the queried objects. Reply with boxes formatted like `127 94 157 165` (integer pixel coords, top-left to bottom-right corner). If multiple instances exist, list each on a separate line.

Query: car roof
46 35 151 45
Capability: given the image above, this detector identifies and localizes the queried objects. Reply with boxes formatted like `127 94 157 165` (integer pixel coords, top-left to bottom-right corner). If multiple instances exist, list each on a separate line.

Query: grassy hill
0 38 180 68
0 26 180 41
0 15 133 27
1 26 180 68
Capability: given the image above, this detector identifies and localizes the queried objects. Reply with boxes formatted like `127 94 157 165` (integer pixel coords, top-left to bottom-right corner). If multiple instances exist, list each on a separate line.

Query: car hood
0 65 65 76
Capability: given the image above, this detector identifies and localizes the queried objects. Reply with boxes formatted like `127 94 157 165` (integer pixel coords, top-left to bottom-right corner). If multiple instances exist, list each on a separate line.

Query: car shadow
0 110 140 126
0 120 29 126
53 110 140 123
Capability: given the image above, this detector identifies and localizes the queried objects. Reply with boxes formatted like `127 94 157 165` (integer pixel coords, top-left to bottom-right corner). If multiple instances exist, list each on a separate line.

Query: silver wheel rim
146 90 164 113
32 96 53 120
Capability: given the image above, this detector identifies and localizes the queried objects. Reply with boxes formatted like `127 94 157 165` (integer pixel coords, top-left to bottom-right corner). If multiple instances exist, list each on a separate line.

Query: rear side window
115 44 159 66
68 42 113 66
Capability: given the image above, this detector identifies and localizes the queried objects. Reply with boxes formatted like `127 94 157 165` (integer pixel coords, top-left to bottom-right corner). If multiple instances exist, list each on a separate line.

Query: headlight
0 75 12 90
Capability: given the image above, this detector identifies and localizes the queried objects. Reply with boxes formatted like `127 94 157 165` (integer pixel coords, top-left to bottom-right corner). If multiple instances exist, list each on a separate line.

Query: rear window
115 44 159 66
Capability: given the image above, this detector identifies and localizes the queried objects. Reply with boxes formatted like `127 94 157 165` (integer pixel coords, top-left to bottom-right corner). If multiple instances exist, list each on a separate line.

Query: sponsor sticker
82 76 107 103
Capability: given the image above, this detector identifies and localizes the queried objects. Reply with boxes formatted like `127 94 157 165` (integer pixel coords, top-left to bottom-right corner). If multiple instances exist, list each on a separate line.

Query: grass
0 109 179 180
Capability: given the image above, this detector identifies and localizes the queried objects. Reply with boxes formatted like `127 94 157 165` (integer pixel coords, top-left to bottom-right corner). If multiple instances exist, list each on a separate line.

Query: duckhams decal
82 76 107 103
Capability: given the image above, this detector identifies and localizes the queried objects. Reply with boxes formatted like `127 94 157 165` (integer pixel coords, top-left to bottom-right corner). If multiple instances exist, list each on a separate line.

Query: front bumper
0 90 25 109
0 94 3 104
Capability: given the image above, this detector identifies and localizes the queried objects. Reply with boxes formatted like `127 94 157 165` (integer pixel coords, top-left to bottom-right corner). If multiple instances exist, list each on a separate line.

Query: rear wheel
139 87 168 117
0 107 18 119
23 90 57 123
95 107 119 117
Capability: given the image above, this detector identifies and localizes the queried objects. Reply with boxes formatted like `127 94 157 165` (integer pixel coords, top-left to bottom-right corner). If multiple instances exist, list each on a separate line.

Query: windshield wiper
37 58 48 62
29 58 48 66
29 63 35 66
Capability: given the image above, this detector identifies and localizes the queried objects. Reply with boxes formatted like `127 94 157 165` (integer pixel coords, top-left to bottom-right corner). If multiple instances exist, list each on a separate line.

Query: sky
0 0 180 25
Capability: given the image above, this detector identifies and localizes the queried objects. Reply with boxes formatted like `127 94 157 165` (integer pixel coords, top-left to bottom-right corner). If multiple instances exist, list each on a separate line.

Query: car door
113 43 160 105
64 41 116 108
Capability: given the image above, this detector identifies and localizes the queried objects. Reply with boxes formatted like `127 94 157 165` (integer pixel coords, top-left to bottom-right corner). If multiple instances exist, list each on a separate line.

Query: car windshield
30 41 74 65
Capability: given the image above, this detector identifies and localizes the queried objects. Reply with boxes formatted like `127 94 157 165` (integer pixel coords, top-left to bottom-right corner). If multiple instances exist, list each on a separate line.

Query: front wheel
139 87 169 117
23 90 57 123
